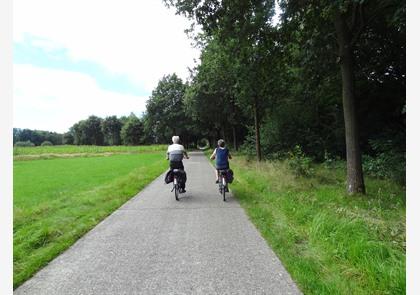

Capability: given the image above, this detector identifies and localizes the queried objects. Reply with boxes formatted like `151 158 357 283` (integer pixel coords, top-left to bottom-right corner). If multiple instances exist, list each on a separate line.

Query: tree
165 0 278 160
63 132 74 145
279 0 405 193
102 116 123 145
121 114 143 145
144 74 190 144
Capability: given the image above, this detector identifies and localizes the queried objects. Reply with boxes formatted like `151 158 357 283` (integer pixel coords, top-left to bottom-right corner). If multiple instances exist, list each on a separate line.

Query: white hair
172 136 180 144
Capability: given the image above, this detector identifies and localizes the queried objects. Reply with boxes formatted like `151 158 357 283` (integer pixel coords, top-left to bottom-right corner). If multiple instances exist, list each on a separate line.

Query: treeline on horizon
14 1 405 192
13 113 146 147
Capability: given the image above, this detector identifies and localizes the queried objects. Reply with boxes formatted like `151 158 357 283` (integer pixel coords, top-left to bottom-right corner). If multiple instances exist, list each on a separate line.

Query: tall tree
144 74 190 144
102 116 123 145
279 0 404 193
121 114 143 145
165 0 277 160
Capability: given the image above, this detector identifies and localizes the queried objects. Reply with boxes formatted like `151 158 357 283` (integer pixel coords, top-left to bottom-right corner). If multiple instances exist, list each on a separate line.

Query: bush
41 141 53 146
14 141 35 147
363 139 405 184
287 145 314 177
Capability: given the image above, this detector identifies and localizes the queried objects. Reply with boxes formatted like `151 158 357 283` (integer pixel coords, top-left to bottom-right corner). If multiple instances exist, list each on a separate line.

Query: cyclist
166 136 189 193
210 139 232 187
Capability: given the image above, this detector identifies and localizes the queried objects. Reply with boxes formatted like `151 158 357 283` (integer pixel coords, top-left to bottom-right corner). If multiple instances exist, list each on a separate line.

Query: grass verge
14 152 167 288
227 156 405 295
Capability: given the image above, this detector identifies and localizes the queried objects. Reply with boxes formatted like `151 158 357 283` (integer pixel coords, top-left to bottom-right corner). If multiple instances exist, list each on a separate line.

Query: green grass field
13 146 168 288
13 144 167 158
227 156 405 295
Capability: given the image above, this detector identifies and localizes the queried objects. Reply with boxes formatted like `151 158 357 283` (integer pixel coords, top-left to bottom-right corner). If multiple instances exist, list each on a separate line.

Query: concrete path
15 151 302 295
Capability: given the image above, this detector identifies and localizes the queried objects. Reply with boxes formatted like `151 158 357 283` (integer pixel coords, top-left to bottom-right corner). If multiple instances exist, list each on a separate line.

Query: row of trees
13 128 64 146
14 114 145 146
67 114 144 146
149 0 405 194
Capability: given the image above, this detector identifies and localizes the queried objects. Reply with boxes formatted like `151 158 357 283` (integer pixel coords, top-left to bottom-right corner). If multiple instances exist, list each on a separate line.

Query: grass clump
14 152 167 288
229 156 405 295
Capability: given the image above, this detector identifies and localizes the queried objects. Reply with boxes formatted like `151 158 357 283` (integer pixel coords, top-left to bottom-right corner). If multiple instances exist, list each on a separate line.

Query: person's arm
182 146 189 159
210 148 217 160
166 147 170 160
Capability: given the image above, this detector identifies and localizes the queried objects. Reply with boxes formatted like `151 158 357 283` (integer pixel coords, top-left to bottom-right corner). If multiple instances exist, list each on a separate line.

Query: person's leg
215 169 220 183
179 162 186 191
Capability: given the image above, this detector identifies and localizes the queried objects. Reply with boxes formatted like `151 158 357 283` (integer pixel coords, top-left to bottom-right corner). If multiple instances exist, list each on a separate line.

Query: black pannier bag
175 170 187 186
226 169 234 183
164 170 174 184
164 169 187 185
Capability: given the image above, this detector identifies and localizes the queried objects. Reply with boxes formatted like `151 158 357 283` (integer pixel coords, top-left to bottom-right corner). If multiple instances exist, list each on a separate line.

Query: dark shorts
216 163 229 170
170 161 184 170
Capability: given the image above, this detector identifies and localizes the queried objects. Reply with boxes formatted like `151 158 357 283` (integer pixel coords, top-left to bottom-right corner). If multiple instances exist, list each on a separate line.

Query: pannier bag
164 169 187 185
164 170 174 184
226 169 234 183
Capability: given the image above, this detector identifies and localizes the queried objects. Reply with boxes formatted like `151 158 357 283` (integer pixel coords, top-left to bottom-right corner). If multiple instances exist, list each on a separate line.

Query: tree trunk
253 98 262 161
222 126 226 141
232 125 237 151
334 11 365 194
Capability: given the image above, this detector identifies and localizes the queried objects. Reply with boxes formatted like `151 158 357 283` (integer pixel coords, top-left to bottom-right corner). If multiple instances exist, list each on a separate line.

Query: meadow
13 144 167 158
13 146 168 288
228 156 406 295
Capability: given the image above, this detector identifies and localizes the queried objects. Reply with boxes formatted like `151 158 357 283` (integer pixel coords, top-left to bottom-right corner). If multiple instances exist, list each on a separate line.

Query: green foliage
13 128 63 146
121 114 143 145
143 74 196 144
14 150 167 288
363 139 405 184
63 132 74 145
102 116 123 145
287 145 314 177
14 141 35 147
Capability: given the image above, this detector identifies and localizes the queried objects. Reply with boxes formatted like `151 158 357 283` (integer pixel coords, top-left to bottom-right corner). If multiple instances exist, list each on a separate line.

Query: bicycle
217 169 229 202
171 169 183 201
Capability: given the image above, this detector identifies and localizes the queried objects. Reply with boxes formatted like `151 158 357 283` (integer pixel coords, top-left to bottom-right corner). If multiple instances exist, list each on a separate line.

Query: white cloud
14 0 200 91
14 64 148 133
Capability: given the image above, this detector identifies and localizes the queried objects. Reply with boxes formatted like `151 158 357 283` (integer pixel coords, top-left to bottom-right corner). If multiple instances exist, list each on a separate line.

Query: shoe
215 180 219 184
180 189 186 193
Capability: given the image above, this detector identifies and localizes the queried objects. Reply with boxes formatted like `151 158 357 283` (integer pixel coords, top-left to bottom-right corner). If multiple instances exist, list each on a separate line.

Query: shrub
41 141 53 146
14 141 35 147
363 139 405 184
287 145 314 177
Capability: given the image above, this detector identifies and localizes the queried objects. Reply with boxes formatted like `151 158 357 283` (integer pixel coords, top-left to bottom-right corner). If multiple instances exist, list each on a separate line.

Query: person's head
172 136 180 144
217 139 225 148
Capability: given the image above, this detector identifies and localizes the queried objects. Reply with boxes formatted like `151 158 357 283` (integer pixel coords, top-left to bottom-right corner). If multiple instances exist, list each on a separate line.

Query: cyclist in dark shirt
210 139 232 183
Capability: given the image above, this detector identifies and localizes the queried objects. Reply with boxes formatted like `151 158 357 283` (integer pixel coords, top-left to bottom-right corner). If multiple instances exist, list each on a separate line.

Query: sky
13 0 200 133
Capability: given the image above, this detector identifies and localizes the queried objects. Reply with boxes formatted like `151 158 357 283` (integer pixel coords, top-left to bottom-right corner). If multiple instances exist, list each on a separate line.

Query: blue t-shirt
215 147 229 169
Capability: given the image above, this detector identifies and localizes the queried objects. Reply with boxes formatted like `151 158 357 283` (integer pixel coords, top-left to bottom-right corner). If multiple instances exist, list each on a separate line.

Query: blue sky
14 34 149 97
13 0 199 133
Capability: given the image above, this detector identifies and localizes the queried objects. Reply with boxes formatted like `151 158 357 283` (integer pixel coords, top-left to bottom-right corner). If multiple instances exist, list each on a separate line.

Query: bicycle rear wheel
222 185 226 201
175 184 179 201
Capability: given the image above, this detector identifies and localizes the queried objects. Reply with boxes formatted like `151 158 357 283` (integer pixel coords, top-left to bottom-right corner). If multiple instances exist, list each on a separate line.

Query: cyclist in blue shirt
210 139 232 183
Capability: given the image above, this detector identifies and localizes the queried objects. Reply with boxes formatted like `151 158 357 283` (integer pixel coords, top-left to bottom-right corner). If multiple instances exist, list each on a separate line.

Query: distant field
13 144 167 156
14 146 168 288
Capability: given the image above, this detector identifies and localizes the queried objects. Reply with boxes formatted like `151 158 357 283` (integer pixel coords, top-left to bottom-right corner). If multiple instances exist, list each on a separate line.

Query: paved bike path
15 151 302 295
